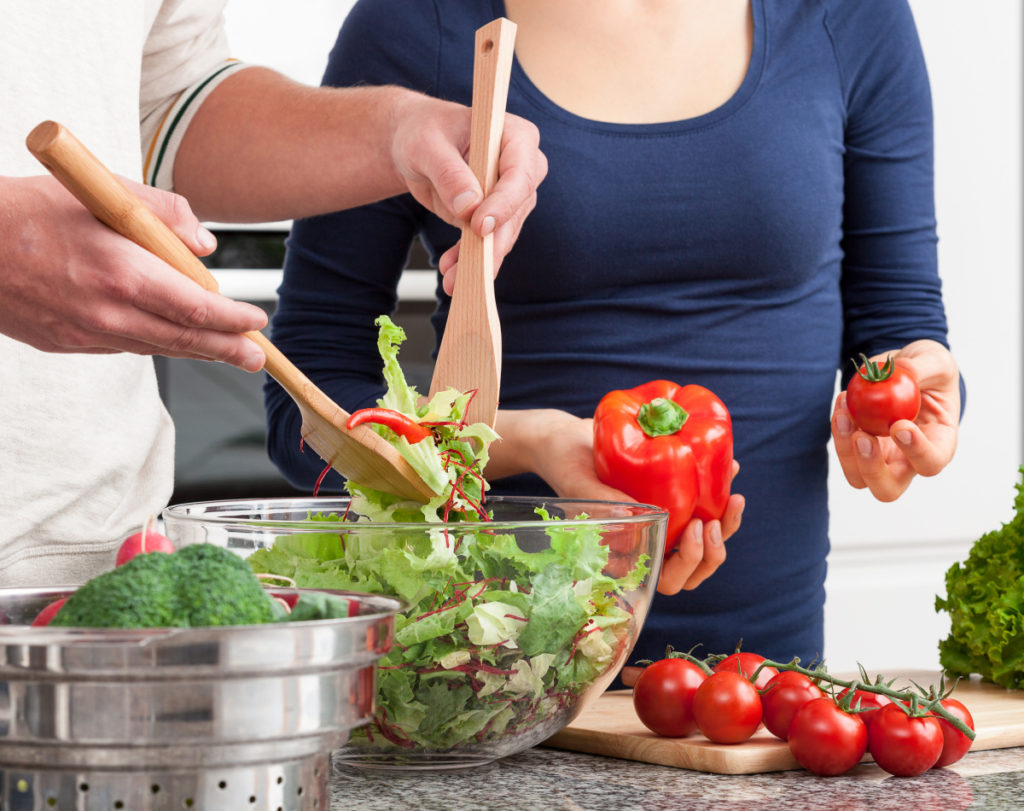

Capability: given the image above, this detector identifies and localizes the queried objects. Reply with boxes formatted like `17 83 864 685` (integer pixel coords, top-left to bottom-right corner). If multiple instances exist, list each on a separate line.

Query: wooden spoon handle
428 17 515 427
26 121 219 292
467 17 517 200
25 121 307 397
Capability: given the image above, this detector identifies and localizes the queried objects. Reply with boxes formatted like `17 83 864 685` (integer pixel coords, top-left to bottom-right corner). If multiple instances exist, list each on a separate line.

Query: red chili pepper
347 407 431 444
593 380 733 558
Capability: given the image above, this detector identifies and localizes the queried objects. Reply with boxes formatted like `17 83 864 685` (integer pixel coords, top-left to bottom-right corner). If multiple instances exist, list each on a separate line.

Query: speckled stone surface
329 745 1024 810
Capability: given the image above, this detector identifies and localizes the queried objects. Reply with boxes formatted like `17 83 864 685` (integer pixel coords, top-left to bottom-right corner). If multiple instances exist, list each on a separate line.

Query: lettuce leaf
248 512 647 750
351 316 499 511
936 465 1024 689
247 314 651 750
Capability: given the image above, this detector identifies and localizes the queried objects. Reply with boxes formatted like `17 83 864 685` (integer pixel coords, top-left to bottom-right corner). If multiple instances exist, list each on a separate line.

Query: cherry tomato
788 698 868 776
632 658 707 737
845 354 921 436
837 686 893 725
693 670 763 744
931 698 975 768
867 702 944 776
761 671 824 740
713 651 779 690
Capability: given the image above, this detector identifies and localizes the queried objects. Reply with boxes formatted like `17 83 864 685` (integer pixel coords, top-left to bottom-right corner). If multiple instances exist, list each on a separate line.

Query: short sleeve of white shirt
139 0 249 190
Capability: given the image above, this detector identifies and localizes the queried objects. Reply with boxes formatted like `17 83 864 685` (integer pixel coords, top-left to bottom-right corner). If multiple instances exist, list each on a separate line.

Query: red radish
116 517 175 566
31 597 68 627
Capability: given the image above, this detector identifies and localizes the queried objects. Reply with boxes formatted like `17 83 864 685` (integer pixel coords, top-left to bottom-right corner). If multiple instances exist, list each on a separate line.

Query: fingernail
243 351 264 372
710 523 722 546
856 437 873 458
836 413 853 435
481 215 496 235
895 430 912 445
197 225 217 251
452 190 478 214
692 519 704 542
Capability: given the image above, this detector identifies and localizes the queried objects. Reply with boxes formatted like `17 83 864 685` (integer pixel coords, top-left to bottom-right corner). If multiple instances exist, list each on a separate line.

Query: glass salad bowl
162 496 667 770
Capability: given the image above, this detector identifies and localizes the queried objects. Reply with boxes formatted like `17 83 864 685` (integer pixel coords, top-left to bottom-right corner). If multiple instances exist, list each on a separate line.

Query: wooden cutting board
544 671 1024 774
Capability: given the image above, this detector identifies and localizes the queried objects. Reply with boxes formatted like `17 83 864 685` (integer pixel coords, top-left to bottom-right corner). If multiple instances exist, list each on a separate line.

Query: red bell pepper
593 380 733 558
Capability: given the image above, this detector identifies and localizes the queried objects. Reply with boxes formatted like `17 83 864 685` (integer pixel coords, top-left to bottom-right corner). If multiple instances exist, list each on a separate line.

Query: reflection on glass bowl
163 496 666 770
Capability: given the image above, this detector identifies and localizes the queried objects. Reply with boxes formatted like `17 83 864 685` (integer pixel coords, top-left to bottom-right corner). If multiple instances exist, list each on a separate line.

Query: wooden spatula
26 120 437 502
428 17 516 428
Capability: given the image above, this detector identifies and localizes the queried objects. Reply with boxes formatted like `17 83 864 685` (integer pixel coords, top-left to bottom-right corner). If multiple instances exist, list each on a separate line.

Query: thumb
439 166 484 222
412 134 484 222
125 178 218 257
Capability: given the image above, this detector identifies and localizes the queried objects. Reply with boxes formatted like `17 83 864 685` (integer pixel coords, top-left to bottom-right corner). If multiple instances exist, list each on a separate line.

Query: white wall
222 0 355 86
825 0 1022 672
221 1 1024 673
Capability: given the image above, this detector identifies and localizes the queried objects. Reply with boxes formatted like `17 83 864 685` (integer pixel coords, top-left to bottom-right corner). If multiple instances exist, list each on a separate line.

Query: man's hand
173 72 546 295
0 175 268 370
389 92 546 295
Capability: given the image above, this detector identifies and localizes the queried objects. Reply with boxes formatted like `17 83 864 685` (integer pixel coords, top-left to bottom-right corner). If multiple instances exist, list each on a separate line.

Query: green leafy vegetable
246 316 651 751
247 511 647 750
936 465 1024 689
286 592 357 621
350 316 499 518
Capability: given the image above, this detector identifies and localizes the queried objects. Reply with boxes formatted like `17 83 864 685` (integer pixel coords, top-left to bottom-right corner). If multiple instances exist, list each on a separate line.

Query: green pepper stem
637 397 688 437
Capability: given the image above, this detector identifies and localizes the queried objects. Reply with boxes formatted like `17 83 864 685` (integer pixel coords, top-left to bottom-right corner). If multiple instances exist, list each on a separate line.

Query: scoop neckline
490 0 766 135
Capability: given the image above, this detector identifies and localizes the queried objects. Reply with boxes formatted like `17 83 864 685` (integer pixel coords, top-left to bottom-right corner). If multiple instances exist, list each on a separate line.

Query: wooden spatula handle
467 18 517 200
26 121 219 292
429 18 515 427
27 120 438 501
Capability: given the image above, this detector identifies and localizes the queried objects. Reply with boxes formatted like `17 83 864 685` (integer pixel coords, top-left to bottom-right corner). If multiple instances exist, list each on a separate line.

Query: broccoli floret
51 544 276 629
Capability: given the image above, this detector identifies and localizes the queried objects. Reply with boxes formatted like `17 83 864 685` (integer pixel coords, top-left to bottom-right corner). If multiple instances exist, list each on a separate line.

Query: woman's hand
489 408 744 594
831 339 960 501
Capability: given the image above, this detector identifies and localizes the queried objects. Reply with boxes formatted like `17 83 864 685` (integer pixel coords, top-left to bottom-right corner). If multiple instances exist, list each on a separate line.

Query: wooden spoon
26 120 437 502
428 17 516 428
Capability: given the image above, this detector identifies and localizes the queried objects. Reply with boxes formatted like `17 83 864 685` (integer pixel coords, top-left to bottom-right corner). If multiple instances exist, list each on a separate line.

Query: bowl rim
0 585 403 643
162 494 669 531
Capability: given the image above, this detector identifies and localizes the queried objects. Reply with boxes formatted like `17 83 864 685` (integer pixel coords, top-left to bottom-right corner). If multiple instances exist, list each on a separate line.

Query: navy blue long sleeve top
264 0 951 667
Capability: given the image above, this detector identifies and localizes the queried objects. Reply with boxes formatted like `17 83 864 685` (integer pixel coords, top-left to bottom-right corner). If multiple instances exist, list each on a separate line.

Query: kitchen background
160 0 1023 673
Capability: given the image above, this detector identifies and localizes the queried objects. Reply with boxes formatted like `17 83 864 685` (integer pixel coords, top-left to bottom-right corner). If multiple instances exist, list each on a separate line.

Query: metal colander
0 587 401 810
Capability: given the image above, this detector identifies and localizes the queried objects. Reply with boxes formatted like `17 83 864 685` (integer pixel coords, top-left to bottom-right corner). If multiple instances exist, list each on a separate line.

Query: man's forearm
173 67 413 222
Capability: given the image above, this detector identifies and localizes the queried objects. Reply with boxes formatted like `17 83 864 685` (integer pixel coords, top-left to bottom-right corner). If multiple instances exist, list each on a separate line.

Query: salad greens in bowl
163 496 665 769
163 316 667 768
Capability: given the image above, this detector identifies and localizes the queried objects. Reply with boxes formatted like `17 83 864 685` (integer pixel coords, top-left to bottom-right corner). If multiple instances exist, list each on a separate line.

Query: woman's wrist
487 408 580 480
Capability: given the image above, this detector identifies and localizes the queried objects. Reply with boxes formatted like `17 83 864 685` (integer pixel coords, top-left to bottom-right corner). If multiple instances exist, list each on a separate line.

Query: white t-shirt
0 0 246 586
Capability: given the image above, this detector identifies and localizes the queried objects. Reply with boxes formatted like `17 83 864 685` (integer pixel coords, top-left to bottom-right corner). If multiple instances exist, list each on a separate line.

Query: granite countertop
330 745 1024 810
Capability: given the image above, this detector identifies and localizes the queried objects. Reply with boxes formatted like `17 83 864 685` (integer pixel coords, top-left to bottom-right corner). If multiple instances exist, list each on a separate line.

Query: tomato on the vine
837 686 893 725
930 698 975 768
761 670 824 740
788 698 868 776
693 670 763 744
845 353 921 436
632 658 707 738
713 651 778 691
867 703 944 776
